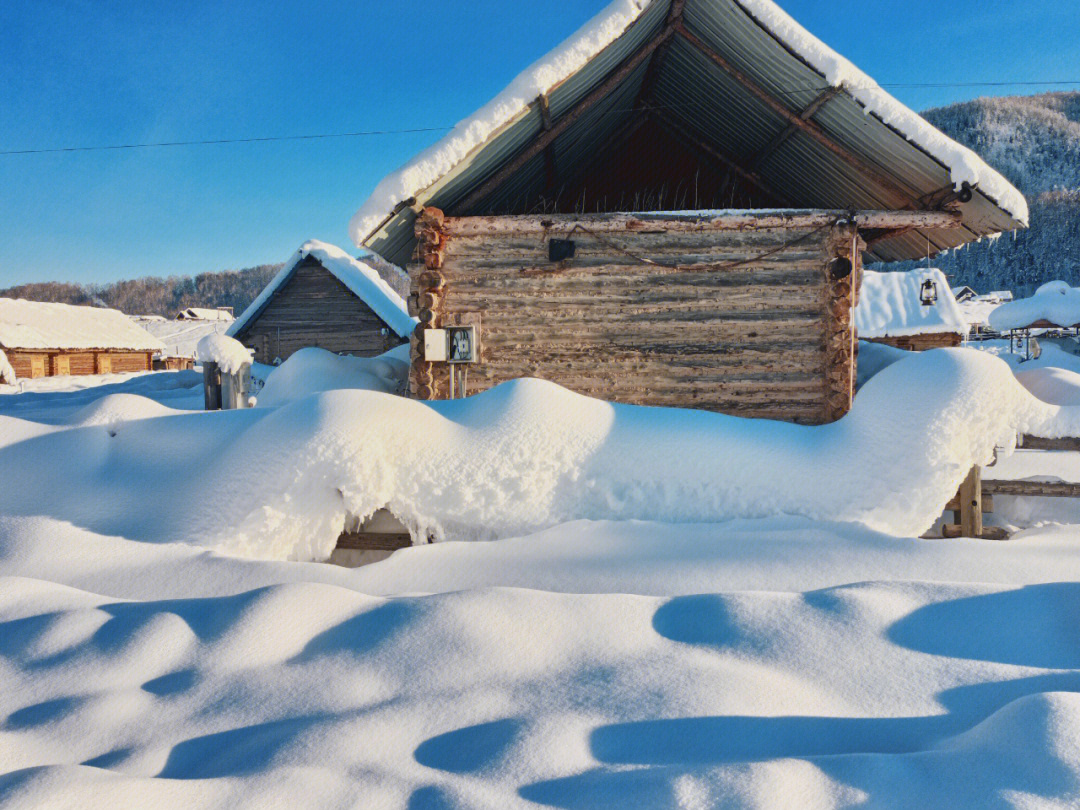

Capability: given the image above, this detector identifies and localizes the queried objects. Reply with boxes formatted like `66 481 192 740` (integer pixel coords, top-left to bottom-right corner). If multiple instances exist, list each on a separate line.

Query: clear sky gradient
2 0 1078 287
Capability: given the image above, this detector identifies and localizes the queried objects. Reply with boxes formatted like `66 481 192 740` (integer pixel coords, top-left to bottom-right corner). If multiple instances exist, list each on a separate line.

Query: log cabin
855 268 969 351
228 240 416 364
347 0 1027 423
0 298 164 381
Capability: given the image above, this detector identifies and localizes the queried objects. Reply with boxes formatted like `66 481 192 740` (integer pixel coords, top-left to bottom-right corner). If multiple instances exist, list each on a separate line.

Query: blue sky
2 0 1078 287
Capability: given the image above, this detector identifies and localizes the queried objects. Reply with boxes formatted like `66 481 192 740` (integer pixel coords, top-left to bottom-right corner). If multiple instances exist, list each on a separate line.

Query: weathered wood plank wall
408 209 869 423
233 256 406 364
4 350 153 379
868 333 963 352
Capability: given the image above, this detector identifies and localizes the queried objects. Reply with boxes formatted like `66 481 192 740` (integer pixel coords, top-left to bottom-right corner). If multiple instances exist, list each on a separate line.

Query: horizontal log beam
440 209 961 237
982 479 1080 498
335 531 412 551
1020 435 1080 451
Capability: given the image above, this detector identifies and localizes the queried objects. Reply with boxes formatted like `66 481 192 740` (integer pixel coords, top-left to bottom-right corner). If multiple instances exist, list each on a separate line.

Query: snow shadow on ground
521 583 1080 808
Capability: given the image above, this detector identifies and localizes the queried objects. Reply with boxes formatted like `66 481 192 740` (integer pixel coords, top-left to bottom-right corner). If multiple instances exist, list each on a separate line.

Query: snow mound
1015 366 1080 406
195 333 252 374
5 348 1080 560
256 345 410 407
67 393 179 427
989 280 1080 330
855 268 968 338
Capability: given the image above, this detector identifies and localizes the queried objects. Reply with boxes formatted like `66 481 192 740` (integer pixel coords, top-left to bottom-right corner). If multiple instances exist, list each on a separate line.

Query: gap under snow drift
1 349 1079 560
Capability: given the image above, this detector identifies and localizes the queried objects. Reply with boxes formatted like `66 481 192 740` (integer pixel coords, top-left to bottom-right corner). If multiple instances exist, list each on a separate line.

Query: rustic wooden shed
348 0 1027 423
228 240 416 364
0 298 164 380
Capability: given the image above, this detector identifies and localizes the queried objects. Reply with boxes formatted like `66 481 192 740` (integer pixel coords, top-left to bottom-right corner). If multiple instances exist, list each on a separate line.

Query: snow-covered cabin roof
0 298 166 352
855 269 968 339
177 307 234 322
228 240 417 340
988 281 1080 331
350 0 1026 268
951 286 977 303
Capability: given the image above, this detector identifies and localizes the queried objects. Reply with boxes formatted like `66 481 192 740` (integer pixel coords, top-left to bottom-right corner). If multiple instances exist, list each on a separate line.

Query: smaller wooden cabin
0 298 164 380
855 269 968 351
229 240 416 364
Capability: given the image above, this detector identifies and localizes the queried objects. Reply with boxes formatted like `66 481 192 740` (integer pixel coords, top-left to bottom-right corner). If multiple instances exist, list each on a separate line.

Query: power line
4 79 1080 157
0 125 453 155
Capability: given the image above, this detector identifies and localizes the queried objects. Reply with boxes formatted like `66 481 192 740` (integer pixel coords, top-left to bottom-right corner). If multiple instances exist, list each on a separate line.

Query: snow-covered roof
0 298 166 352
350 0 1027 267
136 316 230 359
855 269 969 339
228 240 417 340
178 307 234 322
988 281 1080 331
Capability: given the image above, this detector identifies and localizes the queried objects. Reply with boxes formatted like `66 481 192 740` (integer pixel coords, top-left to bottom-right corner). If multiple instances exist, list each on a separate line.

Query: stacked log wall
409 210 865 423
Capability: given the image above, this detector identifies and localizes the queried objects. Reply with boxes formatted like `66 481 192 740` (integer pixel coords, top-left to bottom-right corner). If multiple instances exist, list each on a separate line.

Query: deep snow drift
3 347 1080 807
2 348 1080 561
255 345 410 407
990 280 1080 330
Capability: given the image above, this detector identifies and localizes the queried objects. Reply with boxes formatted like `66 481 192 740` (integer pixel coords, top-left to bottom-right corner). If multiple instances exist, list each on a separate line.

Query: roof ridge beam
675 22 923 208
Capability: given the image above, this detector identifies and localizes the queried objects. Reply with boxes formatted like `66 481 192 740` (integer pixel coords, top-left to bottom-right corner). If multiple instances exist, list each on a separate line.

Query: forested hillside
887 92 1080 294
0 264 281 319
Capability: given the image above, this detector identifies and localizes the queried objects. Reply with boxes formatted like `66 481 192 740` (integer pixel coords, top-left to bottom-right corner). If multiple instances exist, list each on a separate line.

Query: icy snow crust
194 333 252 374
348 0 1027 247
227 240 416 341
1 348 1079 561
0 298 165 352
855 268 969 338
989 280 1080 331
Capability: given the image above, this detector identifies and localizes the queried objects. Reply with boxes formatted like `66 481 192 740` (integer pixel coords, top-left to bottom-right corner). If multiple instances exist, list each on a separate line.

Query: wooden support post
957 465 983 538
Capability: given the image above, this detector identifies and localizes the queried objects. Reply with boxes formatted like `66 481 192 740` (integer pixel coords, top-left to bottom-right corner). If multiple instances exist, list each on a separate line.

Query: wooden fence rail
936 433 1080 540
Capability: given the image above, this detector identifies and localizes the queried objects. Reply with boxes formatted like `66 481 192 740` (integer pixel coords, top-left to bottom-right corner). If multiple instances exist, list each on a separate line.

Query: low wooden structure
229 242 415 364
0 298 163 380
411 208 963 423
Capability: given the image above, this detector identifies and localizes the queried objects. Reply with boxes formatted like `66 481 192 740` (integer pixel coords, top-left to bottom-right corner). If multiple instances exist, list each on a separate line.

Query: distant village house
0 298 164 380
228 240 415 364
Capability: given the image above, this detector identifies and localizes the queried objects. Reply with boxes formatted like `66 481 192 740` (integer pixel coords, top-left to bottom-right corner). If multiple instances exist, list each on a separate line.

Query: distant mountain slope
886 92 1080 295
0 264 282 319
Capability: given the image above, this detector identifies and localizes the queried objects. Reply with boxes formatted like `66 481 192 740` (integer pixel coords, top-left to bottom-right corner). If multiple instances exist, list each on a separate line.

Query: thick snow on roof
196 333 252 374
0 298 165 352
989 280 1080 331
855 269 969 339
228 240 416 340
348 0 1027 248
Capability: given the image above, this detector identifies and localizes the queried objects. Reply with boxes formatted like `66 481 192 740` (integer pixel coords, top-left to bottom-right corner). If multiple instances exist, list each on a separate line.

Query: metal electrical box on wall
446 325 477 364
423 329 447 362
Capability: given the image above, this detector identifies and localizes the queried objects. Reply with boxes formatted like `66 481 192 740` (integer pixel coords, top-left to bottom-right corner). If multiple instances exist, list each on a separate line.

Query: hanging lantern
920 279 938 306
